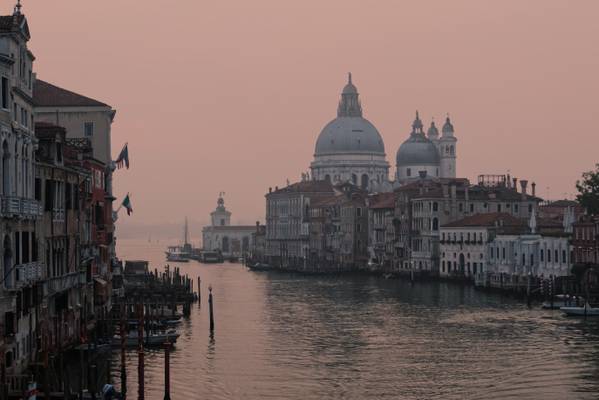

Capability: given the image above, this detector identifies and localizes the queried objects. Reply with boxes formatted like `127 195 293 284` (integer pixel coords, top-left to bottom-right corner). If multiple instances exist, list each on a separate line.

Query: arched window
450 145 454 155
351 174 357 185
1 141 9 195
324 174 331 182
361 174 368 189
432 217 439 231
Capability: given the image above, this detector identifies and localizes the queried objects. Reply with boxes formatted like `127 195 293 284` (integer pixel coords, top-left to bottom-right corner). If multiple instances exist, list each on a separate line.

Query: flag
116 143 129 169
122 194 133 216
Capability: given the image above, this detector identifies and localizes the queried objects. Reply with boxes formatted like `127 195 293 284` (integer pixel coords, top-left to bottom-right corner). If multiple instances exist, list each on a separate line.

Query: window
84 122 94 137
20 108 27 127
562 250 566 263
515 204 519 213
1 77 7 109
528 204 533 213
13 103 17 121
356 207 362 217
433 202 438 212
555 250 558 263
406 168 411 177
459 203 463 212
540 249 544 262
470 203 474 213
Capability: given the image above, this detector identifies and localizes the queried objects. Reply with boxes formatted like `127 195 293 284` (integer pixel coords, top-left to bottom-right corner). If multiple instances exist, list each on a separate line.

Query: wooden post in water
137 303 145 400
209 285 214 333
163 340 171 400
526 273 531 308
198 276 201 305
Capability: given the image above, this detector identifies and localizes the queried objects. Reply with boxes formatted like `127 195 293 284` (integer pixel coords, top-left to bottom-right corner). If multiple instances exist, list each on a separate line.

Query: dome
396 112 440 167
396 135 440 167
314 73 386 157
315 117 385 156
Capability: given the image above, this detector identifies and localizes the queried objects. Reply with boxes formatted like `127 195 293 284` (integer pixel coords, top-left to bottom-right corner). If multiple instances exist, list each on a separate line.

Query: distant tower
439 115 457 178
210 192 231 227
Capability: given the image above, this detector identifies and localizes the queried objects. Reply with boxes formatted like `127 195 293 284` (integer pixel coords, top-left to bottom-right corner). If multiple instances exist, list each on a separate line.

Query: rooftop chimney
512 178 518 191
520 180 528 200
531 182 536 197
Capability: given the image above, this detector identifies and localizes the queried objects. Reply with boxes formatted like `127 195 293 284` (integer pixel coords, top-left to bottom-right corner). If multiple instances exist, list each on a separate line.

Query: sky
15 0 599 240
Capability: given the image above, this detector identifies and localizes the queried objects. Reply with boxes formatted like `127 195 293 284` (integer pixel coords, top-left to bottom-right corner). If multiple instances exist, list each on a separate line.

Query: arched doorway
3 235 12 289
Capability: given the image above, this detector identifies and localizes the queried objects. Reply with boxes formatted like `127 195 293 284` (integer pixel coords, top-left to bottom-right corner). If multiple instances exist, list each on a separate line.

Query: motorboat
247 262 272 272
560 303 599 317
112 329 180 347
541 294 584 310
165 246 190 262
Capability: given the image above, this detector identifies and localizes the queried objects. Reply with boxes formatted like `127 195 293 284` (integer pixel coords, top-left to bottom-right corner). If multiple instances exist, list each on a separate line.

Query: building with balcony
367 192 397 271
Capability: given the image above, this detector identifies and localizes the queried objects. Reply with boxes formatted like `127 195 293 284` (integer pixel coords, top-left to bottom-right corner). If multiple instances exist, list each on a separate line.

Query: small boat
112 329 180 347
247 262 271 272
560 303 599 317
200 250 223 263
541 294 583 310
165 246 190 262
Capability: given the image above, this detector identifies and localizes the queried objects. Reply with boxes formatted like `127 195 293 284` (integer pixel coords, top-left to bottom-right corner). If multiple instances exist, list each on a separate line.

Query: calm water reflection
115 239 599 399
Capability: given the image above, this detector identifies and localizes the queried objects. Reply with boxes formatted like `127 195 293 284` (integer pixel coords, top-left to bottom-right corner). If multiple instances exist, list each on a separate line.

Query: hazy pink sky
18 0 599 231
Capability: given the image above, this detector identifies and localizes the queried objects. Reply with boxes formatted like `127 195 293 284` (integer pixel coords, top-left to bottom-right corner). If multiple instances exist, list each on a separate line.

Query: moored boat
542 294 584 310
165 246 190 262
247 262 272 272
560 303 599 317
112 329 180 347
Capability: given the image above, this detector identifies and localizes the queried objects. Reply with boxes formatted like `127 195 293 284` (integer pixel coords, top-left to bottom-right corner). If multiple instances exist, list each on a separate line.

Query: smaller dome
396 134 440 167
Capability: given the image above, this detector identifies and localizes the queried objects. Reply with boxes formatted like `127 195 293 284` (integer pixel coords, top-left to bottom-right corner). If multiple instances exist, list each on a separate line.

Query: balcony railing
44 270 86 296
0 196 42 219
14 262 44 288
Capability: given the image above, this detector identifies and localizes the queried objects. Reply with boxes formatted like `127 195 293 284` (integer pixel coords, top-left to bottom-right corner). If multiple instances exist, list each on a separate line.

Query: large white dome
314 116 385 156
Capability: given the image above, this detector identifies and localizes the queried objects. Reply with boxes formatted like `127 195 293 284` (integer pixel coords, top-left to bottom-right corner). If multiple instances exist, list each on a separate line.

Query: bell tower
210 192 231 227
439 115 457 178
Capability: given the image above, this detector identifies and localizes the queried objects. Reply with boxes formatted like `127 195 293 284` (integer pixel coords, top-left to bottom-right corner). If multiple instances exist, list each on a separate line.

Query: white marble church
309 74 458 190
201 193 256 258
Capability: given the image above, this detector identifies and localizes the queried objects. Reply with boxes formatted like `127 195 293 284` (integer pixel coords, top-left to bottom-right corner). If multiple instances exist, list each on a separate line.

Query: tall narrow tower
439 116 457 178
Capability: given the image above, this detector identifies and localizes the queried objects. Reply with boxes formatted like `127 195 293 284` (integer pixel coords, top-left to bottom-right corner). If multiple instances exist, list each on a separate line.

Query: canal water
115 239 599 400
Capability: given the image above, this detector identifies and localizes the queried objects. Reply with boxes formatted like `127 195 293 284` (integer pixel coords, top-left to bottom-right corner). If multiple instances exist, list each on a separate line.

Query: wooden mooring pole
209 285 214 333
163 340 171 400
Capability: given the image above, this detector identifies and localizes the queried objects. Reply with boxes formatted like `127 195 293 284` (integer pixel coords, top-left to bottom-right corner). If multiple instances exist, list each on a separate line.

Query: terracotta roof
369 192 396 209
33 79 110 108
268 180 334 195
442 213 525 228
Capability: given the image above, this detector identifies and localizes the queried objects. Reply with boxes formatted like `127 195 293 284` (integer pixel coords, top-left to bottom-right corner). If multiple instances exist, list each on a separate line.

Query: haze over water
115 239 599 400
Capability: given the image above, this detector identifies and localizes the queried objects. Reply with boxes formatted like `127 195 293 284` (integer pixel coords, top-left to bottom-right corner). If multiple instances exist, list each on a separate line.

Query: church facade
309 74 458 190
201 194 256 258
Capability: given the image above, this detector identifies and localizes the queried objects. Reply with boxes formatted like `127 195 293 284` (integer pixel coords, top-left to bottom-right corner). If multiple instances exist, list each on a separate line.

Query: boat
165 246 189 262
541 294 584 310
560 303 599 317
247 262 271 272
112 329 180 347
200 250 223 263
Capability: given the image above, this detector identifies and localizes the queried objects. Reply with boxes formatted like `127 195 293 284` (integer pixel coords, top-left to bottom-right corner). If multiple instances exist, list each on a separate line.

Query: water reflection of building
201 193 255 258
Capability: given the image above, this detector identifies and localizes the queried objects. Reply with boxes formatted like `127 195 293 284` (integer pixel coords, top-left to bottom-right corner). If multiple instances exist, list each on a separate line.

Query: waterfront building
439 213 524 281
485 215 571 290
392 175 541 275
201 193 257 258
395 113 457 182
310 74 389 191
366 192 397 270
0 5 42 376
264 180 335 269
